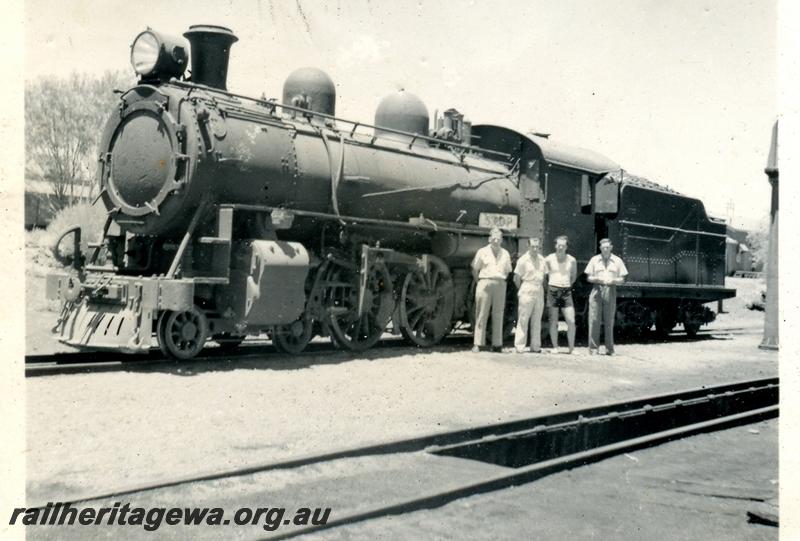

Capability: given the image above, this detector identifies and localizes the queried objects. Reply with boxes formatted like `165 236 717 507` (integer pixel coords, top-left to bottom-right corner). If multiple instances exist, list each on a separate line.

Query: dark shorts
547 286 574 309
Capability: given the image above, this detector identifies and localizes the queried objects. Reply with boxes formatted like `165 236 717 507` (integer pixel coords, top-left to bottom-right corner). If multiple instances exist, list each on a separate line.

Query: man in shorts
585 238 628 355
471 227 512 353
544 235 577 354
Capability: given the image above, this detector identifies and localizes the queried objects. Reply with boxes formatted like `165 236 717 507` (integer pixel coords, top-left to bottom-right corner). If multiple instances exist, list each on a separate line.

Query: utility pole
726 199 735 225
760 121 778 350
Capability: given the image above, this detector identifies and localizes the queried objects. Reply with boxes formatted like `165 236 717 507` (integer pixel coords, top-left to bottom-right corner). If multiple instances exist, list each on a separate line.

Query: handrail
168 79 512 160
218 203 515 237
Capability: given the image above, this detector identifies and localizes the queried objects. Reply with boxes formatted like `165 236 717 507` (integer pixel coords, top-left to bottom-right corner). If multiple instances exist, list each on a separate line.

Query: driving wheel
324 259 394 351
398 256 454 347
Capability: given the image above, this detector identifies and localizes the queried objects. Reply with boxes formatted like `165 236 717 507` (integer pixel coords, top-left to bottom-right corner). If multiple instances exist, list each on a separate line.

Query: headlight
131 31 160 75
130 29 188 80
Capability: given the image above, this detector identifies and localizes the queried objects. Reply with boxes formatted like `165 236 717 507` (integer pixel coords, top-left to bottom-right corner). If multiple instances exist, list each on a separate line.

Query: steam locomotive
46 25 735 359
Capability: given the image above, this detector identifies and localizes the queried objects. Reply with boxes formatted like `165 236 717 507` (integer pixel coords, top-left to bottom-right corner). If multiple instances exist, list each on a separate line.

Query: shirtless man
544 235 577 353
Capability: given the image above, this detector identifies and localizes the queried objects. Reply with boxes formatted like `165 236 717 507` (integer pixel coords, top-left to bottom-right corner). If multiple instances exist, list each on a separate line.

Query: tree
25 71 135 211
746 217 770 272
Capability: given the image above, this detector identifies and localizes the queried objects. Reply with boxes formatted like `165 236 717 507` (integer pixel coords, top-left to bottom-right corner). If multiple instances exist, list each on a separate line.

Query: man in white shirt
513 237 547 353
585 238 629 355
471 227 512 353
544 235 578 354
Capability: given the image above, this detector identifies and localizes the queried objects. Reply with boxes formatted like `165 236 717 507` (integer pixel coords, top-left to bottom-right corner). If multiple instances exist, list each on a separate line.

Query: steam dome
282 67 336 116
374 90 429 141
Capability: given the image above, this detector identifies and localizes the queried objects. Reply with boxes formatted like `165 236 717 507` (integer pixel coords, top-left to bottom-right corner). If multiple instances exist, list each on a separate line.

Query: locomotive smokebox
183 25 238 90
282 67 336 118
375 90 429 142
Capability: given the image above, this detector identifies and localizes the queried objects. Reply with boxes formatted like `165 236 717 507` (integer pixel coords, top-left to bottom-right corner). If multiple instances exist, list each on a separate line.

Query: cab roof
472 124 620 174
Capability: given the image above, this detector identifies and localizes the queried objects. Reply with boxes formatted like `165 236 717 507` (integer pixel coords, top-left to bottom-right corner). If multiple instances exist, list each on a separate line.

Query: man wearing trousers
585 238 628 355
513 237 547 353
471 227 512 353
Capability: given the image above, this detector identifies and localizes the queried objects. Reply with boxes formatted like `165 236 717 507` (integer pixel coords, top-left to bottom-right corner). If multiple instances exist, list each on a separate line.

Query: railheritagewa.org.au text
9 502 331 532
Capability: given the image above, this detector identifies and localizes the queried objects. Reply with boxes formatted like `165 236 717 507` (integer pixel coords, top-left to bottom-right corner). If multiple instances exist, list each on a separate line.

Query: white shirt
544 253 576 288
514 252 547 288
585 253 628 285
472 245 512 280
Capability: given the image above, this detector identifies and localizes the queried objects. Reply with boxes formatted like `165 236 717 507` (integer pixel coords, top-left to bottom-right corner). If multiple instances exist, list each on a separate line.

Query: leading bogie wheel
157 307 209 360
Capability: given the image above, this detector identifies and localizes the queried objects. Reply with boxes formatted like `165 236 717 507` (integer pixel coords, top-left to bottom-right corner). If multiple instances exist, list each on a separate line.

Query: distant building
25 179 90 229
725 225 755 275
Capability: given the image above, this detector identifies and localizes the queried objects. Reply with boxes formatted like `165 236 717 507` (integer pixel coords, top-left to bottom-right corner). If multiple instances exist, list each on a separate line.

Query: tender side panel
608 185 727 288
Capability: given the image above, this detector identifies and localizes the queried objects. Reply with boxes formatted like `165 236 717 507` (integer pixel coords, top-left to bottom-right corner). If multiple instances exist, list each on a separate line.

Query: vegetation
25 71 134 212
746 217 770 272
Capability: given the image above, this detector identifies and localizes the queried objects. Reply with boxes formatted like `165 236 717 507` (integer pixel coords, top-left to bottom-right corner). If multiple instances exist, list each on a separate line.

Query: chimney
183 25 238 90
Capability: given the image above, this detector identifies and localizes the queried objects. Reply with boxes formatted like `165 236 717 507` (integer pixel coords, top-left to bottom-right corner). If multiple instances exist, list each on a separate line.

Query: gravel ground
24 415 778 540
25 237 775 506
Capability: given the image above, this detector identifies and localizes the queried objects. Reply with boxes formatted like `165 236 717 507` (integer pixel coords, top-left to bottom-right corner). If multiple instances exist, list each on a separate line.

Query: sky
24 0 778 230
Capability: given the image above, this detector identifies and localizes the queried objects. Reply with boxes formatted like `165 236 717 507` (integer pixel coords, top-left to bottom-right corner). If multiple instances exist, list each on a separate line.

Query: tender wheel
615 300 649 337
398 256 455 347
654 311 676 337
213 333 246 351
324 259 394 351
157 308 209 360
683 321 700 338
273 316 314 355
680 301 707 338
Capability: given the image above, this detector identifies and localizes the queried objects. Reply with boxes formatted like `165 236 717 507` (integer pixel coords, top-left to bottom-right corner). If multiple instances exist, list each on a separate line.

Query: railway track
29 377 777 539
23 334 473 377
25 324 757 377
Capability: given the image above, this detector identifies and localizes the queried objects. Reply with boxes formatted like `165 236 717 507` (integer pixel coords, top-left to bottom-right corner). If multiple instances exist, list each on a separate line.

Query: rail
25 322 755 378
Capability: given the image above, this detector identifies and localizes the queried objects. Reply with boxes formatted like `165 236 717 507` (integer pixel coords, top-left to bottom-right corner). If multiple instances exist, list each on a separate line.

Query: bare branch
25 71 135 213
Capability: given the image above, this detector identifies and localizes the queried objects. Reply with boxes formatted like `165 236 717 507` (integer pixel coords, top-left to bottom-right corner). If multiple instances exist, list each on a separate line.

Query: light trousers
514 285 545 351
474 279 507 347
588 285 617 353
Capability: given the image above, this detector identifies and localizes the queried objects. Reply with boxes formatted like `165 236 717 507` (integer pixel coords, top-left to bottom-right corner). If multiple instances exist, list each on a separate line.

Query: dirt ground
26 419 777 540
24 235 776 507
304 419 779 541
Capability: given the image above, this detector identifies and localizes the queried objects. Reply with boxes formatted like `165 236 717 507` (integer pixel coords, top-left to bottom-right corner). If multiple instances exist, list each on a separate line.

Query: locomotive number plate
479 213 518 231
